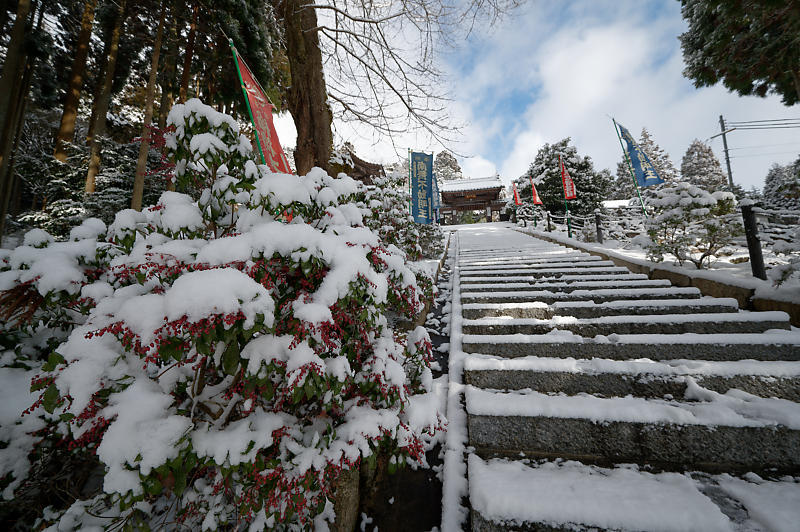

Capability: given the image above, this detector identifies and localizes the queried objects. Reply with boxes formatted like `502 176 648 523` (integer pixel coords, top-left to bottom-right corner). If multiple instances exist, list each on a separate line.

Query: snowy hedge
0 99 442 529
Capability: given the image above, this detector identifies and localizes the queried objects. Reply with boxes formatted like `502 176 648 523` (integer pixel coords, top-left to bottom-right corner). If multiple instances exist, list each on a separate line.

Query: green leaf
142 476 163 496
43 384 59 413
42 352 65 372
222 341 240 376
59 412 75 422
174 469 187 496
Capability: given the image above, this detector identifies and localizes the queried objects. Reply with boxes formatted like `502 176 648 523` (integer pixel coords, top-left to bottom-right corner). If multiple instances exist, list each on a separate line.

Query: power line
728 142 800 151
729 125 800 130
730 150 800 159
727 118 800 124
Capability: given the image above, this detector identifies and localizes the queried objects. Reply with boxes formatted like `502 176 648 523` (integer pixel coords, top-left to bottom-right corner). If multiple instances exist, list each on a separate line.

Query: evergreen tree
608 158 636 200
521 138 611 216
681 139 728 191
763 161 800 211
638 128 679 184
679 0 800 106
434 150 462 181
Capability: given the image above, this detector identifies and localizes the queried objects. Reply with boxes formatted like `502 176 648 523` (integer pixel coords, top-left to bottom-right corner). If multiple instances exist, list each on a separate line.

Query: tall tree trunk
85 0 126 194
131 1 166 211
53 0 98 162
86 23 113 144
157 7 179 129
178 1 199 102
0 0 33 241
0 0 31 146
278 0 332 175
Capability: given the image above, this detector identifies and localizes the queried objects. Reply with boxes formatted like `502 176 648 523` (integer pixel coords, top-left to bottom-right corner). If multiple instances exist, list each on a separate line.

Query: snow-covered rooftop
441 176 503 193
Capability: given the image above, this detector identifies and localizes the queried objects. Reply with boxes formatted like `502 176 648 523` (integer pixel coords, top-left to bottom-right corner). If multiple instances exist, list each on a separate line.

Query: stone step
551 297 740 318
468 456 800 532
462 298 740 319
466 386 800 471
460 273 648 284
459 265 631 277
461 286 702 304
458 253 594 265
462 311 791 336
460 261 619 273
462 279 673 294
461 331 800 361
458 249 578 259
463 354 800 400
459 258 605 269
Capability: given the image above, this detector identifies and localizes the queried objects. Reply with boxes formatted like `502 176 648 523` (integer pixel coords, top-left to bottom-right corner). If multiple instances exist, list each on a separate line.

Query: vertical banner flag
513 183 522 205
617 122 664 187
230 42 293 174
559 154 577 200
530 178 543 205
410 151 434 224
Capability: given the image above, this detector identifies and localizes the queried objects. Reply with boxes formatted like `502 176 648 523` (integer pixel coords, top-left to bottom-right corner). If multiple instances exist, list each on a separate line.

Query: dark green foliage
679 0 800 106
14 111 167 236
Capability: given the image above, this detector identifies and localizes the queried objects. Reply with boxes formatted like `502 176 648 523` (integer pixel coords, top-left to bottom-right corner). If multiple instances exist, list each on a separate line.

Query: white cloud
446 0 799 191
460 155 496 178
274 0 799 192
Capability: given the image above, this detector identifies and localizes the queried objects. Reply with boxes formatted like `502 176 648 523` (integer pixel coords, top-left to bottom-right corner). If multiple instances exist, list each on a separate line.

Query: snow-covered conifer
433 151 462 181
638 128 679 185
522 138 611 215
681 139 728 191
763 160 800 211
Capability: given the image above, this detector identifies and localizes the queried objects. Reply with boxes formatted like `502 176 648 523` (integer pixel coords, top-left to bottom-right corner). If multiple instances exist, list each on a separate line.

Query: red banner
233 46 293 174
530 177 543 205
513 183 522 205
559 154 577 200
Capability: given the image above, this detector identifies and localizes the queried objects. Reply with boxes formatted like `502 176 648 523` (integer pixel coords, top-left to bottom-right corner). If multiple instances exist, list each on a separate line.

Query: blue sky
276 0 800 192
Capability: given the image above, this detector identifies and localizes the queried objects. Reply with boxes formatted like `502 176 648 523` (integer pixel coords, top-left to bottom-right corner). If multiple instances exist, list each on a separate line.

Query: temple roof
440 176 503 193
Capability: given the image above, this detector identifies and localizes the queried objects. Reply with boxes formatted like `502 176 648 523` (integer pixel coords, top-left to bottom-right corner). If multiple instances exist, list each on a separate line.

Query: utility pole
718 115 735 193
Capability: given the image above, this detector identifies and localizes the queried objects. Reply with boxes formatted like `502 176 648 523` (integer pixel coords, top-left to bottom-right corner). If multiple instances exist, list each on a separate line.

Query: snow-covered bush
362 174 443 261
642 182 742 269
0 99 442 529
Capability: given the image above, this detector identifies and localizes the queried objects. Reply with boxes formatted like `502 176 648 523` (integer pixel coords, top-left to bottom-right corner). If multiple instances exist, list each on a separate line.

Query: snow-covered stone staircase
455 227 800 532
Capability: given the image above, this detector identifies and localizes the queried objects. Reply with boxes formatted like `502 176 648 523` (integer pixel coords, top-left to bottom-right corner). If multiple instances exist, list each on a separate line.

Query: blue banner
617 123 665 188
410 151 433 224
432 176 441 210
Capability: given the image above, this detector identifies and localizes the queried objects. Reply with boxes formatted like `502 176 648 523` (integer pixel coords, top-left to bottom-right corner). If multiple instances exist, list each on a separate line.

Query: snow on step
458 251 588 261
462 297 741 321
715 473 800 532
458 265 631 277
461 310 791 336
466 384 800 428
461 286 702 304
460 273 647 284
459 261 620 273
469 456 732 532
463 354 800 400
459 259 606 270
466 385 800 470
462 279 675 293
461 330 800 361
